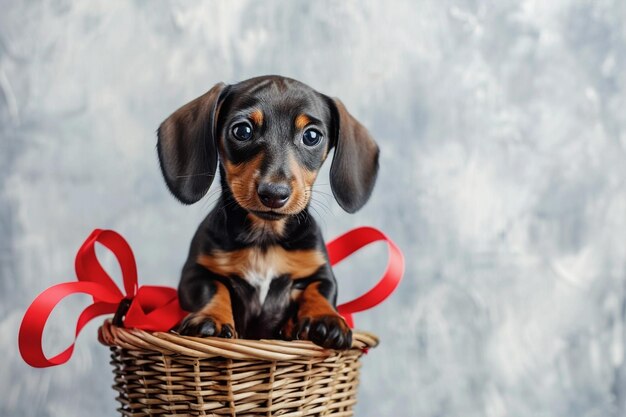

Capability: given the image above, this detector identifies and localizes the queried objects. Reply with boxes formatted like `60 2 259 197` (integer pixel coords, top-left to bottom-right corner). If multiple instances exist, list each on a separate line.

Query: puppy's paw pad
178 314 236 338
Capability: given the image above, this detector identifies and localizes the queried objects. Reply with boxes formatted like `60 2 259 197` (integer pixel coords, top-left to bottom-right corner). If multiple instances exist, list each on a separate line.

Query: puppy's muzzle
257 182 291 209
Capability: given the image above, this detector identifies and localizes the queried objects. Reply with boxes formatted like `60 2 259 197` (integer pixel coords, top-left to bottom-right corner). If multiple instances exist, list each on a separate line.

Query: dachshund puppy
157 75 379 349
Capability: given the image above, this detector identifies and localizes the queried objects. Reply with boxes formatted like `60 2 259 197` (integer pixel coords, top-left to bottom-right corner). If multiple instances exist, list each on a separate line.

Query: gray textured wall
2 1 626 416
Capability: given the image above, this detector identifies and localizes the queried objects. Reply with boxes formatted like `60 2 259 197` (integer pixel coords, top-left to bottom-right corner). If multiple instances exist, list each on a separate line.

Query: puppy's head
157 75 379 219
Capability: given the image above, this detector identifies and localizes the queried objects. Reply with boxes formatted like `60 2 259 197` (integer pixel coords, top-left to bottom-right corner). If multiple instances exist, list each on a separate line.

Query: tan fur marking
295 114 311 130
250 109 264 126
222 153 264 208
285 154 317 214
222 150 320 217
187 281 235 330
297 282 338 318
197 246 326 280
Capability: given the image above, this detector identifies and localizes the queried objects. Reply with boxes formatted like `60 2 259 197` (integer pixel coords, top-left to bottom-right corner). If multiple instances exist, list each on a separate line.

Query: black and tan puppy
157 75 379 349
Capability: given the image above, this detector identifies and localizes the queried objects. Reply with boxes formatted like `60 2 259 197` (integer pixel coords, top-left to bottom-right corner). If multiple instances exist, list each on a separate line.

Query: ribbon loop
329 227 405 328
74 229 138 299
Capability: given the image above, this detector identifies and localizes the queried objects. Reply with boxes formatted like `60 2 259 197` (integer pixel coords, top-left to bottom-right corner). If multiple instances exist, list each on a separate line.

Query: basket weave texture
99 321 378 417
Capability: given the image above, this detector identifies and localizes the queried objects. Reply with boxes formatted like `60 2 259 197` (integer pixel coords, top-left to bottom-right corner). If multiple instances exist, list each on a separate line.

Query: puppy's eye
302 129 322 147
232 123 253 141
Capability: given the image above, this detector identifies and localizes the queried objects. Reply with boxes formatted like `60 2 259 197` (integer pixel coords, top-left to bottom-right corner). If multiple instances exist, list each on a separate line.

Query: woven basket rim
99 320 379 361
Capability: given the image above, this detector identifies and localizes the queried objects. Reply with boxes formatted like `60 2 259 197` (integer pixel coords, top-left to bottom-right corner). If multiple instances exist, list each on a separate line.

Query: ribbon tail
18 282 119 368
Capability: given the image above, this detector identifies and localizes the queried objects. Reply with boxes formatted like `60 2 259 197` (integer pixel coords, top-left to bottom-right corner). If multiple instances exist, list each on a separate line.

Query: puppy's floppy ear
157 82 228 204
327 98 380 213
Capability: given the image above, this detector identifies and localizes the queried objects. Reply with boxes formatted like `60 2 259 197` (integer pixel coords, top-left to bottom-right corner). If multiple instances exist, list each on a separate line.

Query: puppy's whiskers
175 171 217 179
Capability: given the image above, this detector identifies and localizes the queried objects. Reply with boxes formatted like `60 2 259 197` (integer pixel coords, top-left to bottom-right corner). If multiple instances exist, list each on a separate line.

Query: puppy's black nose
257 182 291 209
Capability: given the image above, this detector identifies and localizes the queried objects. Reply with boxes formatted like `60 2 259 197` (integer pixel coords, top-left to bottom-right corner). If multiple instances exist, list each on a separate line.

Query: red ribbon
19 227 404 368
18 229 186 368
333 227 405 328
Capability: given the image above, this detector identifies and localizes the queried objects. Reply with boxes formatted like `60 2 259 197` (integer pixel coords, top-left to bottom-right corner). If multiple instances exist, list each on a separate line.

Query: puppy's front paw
283 314 352 350
178 313 236 338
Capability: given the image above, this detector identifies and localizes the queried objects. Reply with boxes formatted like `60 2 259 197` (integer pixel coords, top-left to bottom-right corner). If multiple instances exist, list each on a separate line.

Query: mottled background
2 0 626 416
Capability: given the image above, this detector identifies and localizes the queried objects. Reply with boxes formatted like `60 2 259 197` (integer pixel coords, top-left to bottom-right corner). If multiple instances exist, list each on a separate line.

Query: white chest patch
243 267 276 305
241 248 280 306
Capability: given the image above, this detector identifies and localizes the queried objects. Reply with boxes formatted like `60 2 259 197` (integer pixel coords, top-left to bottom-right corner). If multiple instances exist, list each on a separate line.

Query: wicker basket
99 320 378 417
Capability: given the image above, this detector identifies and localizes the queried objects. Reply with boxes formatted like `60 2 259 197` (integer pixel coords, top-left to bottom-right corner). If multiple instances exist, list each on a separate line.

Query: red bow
19 227 404 368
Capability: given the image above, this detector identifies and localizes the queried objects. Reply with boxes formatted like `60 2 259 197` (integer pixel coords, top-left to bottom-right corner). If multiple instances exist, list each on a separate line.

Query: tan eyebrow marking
295 114 311 130
250 109 264 126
